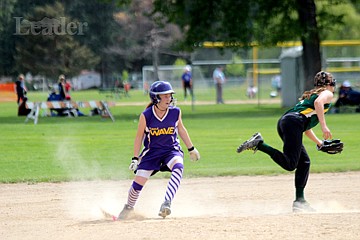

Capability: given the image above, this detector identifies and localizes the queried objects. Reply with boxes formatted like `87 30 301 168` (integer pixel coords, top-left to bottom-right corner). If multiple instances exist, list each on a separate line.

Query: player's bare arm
177 112 193 149
177 111 200 161
314 89 333 139
134 113 146 158
304 129 322 146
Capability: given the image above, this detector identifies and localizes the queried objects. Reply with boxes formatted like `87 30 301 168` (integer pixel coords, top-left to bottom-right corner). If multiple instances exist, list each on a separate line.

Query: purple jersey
181 72 192 83
138 105 184 171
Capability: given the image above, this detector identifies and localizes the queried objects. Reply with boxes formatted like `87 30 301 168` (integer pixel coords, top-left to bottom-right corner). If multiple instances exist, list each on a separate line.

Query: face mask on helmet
149 81 175 104
314 71 335 87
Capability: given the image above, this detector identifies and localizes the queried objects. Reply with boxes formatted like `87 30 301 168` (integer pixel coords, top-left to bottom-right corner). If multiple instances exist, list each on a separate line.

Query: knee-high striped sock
127 181 143 207
165 163 183 202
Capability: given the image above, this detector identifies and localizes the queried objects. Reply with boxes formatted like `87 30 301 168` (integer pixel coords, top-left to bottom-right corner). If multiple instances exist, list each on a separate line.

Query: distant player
237 71 337 212
117 81 200 220
181 65 193 100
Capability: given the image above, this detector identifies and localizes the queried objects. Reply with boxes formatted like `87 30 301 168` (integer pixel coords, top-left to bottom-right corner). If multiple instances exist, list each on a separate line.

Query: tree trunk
296 0 322 91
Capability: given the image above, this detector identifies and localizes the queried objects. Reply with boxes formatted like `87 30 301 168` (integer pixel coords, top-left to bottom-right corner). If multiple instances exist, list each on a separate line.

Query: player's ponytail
299 87 326 100
299 71 334 100
145 102 153 109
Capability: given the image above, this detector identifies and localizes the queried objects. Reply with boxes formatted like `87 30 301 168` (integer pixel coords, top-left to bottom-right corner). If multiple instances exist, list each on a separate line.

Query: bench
25 100 115 124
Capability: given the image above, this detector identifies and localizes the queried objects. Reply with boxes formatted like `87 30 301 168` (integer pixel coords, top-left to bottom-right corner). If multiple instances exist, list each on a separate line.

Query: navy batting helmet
149 81 175 104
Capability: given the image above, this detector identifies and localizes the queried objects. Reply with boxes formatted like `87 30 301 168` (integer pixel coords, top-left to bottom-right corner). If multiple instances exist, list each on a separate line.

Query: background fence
141 41 360 105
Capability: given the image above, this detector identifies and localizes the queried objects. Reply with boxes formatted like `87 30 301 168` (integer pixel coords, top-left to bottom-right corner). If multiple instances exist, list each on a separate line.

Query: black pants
334 97 352 108
17 94 25 105
271 112 310 189
183 82 193 98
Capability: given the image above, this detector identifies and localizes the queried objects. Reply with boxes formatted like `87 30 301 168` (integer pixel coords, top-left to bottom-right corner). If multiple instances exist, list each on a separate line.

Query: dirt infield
1 172 359 240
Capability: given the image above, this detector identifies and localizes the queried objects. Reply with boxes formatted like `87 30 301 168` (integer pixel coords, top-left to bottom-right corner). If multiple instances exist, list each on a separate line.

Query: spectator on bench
18 97 31 116
47 75 85 117
64 78 72 100
58 74 66 100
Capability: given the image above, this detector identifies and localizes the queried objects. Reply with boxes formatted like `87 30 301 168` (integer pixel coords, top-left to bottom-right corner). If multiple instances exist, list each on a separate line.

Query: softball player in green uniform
237 71 337 212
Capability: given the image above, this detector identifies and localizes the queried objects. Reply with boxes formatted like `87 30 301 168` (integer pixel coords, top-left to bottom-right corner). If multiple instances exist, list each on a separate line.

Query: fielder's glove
129 157 139 171
188 146 200 161
316 139 344 154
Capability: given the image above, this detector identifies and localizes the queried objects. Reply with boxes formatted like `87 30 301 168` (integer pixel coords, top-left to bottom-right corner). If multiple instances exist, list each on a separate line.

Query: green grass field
1 88 359 183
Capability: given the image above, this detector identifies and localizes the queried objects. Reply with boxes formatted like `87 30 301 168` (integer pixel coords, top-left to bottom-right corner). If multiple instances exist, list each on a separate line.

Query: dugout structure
280 46 305 107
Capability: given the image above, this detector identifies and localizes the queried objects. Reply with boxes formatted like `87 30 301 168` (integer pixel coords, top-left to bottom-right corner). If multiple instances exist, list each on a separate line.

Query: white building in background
72 70 101 90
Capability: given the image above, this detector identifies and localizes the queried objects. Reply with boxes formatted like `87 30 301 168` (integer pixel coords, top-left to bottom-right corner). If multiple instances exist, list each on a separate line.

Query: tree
226 55 245 77
152 0 350 89
15 2 99 78
110 0 183 78
0 0 17 76
65 0 121 76
0 0 16 33
324 2 360 41
296 0 321 90
349 0 359 12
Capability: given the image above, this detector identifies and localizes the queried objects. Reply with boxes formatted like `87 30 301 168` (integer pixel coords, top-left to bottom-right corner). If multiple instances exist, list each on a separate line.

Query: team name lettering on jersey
149 127 175 136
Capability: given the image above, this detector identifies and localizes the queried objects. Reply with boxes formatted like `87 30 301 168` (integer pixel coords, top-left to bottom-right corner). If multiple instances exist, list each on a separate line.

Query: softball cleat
237 132 263 153
117 204 134 220
292 200 316 213
158 200 171 218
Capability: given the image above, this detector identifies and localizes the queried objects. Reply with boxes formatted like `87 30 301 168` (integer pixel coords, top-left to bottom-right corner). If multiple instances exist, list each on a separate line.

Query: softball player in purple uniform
237 71 336 212
117 81 200 220
181 65 193 100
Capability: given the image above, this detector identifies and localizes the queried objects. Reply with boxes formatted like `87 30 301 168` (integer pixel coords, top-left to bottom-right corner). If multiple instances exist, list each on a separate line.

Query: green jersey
285 94 331 130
